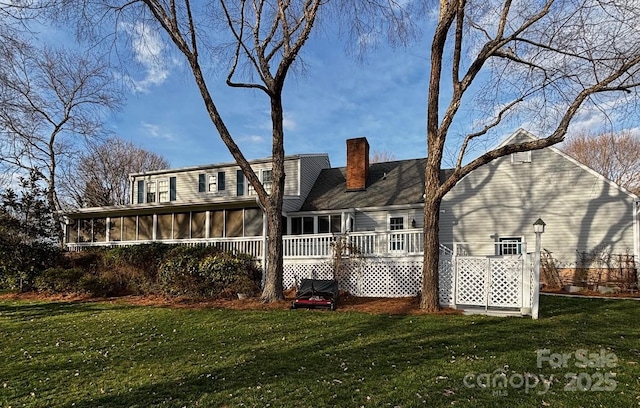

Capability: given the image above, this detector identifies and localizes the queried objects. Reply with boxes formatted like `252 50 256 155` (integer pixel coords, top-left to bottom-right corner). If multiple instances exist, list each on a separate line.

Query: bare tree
370 150 396 163
61 136 169 208
0 44 121 242
562 131 640 195
419 1 640 311
68 0 323 302
61 0 416 302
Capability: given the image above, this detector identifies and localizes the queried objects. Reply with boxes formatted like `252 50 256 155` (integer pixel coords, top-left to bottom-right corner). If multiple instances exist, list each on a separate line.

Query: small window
217 172 225 191
237 170 244 196
511 151 531 164
198 174 206 193
499 237 522 255
389 216 404 231
158 180 169 202
146 181 157 203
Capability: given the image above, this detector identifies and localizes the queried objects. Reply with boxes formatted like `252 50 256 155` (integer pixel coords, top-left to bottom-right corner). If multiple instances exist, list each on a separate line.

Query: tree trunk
47 138 64 246
261 204 284 301
260 93 286 302
420 194 443 311
420 154 443 311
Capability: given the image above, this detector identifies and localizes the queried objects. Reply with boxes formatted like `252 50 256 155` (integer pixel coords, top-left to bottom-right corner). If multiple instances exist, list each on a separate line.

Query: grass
0 295 639 407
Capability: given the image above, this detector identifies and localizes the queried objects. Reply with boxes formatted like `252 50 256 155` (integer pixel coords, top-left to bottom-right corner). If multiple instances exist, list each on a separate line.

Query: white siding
283 155 331 213
440 132 637 265
353 208 423 232
131 154 328 209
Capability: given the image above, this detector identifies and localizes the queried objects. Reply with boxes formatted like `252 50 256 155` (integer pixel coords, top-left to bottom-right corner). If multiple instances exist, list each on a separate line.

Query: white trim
291 203 423 217
388 213 408 231
208 174 218 193
497 235 525 256
157 178 170 202
510 150 531 164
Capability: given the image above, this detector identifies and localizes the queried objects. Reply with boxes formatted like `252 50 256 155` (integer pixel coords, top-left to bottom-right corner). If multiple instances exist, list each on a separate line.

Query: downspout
256 197 268 289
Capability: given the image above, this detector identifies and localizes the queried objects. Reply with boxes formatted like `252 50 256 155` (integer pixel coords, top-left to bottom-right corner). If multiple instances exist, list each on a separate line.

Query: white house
64 129 639 312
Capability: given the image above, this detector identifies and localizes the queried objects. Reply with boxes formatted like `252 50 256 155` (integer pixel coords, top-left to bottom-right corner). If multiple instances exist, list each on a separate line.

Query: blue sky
57 6 639 171
107 19 435 169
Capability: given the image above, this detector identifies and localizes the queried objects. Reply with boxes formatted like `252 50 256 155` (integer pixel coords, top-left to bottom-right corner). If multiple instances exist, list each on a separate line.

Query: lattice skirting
283 256 455 305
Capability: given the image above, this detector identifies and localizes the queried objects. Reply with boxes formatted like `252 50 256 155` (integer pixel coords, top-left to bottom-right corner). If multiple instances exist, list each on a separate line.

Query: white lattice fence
455 256 527 309
283 256 454 300
489 258 523 308
359 259 422 296
283 252 531 312
455 257 489 305
438 255 454 306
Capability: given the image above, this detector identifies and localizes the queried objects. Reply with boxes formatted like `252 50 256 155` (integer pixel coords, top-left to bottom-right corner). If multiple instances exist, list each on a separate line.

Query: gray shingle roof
301 158 449 211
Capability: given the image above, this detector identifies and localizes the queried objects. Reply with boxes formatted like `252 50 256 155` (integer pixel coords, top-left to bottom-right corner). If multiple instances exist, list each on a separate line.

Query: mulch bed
0 291 461 315
5 288 635 316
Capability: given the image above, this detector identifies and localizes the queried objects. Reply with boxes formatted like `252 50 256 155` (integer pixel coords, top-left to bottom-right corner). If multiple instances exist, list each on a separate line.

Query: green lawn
0 295 639 407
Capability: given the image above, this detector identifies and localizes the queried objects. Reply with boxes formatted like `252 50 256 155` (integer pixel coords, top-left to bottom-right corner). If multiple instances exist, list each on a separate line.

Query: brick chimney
346 137 369 191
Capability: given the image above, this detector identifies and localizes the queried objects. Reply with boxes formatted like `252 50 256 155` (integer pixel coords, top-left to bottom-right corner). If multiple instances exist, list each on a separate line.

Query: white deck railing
66 230 455 260
281 230 427 258
66 237 265 259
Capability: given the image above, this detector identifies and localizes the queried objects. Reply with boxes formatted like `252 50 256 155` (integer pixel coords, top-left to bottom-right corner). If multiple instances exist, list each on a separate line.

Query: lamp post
532 218 546 319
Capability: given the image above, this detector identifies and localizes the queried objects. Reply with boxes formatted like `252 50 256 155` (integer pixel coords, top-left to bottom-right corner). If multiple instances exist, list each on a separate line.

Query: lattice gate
454 256 529 310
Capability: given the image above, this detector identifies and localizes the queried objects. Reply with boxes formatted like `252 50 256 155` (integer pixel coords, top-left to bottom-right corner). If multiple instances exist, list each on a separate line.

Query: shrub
103 243 171 276
17 243 262 299
158 247 262 298
77 274 116 297
0 242 62 291
34 267 86 293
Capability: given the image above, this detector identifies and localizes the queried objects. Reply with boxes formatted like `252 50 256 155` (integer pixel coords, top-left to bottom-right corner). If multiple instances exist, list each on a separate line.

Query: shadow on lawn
0 300 133 320
539 293 639 319
64 311 548 407
5 295 640 407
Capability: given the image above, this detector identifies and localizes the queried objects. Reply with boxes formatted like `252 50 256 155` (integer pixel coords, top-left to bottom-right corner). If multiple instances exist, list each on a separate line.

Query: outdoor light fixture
532 217 546 319
533 218 546 234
